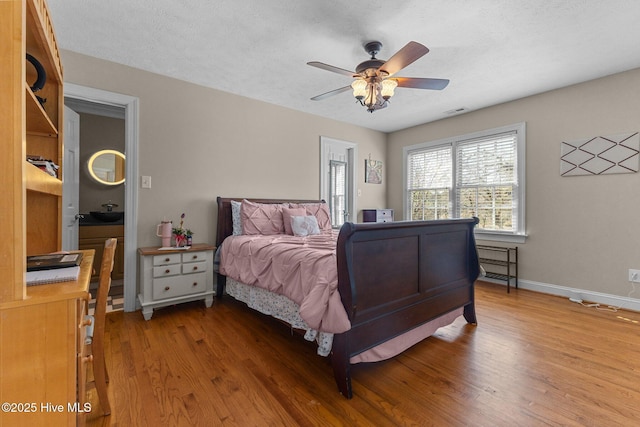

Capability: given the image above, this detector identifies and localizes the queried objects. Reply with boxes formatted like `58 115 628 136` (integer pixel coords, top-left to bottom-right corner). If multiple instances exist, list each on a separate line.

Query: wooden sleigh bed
215 197 480 398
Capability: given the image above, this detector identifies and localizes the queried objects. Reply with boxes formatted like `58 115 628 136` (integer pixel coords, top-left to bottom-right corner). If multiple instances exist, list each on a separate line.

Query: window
404 123 526 242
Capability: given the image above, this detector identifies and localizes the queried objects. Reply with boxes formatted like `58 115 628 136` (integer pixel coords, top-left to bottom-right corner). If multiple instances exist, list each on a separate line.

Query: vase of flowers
173 229 187 247
172 213 192 247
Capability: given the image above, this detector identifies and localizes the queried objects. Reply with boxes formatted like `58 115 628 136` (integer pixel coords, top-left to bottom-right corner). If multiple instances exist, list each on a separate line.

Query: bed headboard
215 197 325 247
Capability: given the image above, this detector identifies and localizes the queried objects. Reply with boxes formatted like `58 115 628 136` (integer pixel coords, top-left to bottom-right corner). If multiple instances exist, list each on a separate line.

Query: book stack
27 156 60 178
26 253 83 285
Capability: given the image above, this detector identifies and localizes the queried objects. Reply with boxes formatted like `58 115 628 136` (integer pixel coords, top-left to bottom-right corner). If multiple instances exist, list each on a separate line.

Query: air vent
444 107 468 115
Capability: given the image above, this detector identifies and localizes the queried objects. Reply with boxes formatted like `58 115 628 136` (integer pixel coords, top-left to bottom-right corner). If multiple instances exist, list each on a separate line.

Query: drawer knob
192 255 198 260
164 286 170 291
192 282 198 287
165 269 171 274
165 257 170 262
192 266 198 271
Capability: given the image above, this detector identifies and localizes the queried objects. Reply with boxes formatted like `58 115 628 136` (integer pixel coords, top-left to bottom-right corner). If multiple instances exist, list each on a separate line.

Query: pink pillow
289 203 332 230
240 200 285 235
282 207 307 235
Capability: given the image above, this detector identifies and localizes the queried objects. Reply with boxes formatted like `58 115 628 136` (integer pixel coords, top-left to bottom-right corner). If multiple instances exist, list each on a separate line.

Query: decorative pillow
282 207 307 235
230 200 243 235
290 215 321 237
289 203 332 230
240 199 285 235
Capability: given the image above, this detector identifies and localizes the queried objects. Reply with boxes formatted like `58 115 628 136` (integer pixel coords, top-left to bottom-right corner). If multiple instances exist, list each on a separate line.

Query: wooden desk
0 250 95 426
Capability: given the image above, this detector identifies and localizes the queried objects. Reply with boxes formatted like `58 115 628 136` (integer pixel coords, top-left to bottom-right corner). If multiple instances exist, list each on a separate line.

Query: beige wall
61 50 387 249
387 68 640 299
61 49 639 301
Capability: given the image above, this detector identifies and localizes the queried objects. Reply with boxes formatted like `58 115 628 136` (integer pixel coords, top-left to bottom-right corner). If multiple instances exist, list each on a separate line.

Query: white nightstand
138 243 215 320
362 209 394 223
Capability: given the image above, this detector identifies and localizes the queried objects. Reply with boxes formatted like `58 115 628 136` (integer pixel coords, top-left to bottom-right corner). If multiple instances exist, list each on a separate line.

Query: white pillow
231 200 243 235
290 215 321 237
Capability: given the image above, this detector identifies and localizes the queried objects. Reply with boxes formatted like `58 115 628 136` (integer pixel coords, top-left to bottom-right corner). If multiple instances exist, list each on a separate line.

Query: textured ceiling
48 0 640 133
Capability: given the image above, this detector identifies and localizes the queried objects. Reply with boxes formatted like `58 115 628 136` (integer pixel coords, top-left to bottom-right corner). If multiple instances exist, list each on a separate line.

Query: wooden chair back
94 238 117 327
91 237 117 416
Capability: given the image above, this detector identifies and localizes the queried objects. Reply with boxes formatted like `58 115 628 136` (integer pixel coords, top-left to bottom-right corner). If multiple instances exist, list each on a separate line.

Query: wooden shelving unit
477 245 518 293
0 1 91 425
24 0 64 258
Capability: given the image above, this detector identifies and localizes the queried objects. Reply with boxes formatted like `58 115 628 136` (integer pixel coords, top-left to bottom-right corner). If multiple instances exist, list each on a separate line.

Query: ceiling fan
308 41 449 112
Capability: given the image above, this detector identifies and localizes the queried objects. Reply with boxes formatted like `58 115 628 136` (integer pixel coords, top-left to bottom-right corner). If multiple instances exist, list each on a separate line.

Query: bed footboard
332 218 480 398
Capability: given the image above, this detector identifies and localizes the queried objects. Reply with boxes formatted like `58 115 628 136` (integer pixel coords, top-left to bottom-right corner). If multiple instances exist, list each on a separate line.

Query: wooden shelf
25 161 62 195
25 84 57 136
26 0 63 84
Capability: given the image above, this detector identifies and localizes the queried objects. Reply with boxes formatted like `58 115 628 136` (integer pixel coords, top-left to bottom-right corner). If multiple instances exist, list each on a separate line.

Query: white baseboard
479 277 640 313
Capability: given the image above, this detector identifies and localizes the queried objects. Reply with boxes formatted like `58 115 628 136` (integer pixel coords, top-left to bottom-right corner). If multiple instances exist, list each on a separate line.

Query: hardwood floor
84 281 640 426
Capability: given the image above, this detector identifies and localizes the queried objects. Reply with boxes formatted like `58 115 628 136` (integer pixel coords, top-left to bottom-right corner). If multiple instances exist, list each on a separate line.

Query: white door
62 106 80 250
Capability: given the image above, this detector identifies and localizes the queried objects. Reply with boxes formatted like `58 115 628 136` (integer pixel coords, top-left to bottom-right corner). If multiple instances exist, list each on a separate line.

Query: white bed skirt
225 277 463 363
226 277 334 356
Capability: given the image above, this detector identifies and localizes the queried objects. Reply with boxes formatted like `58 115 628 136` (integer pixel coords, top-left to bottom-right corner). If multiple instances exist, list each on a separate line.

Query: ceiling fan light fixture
309 41 446 113
351 79 367 100
351 79 389 112
364 82 377 110
381 79 397 100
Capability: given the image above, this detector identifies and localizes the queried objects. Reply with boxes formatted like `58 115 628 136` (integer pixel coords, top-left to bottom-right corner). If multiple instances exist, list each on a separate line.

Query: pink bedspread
219 231 351 333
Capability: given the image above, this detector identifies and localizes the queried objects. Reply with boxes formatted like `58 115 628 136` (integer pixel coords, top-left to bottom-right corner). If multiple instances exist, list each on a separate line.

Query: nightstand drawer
376 209 393 222
153 253 181 266
153 264 181 278
182 260 207 274
182 251 207 263
153 272 207 300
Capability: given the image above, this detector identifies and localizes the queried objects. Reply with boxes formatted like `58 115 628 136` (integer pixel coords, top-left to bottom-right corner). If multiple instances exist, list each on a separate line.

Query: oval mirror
88 149 126 185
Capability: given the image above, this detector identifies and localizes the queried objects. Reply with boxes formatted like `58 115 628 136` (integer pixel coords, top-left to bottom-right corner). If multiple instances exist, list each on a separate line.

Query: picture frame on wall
365 159 383 184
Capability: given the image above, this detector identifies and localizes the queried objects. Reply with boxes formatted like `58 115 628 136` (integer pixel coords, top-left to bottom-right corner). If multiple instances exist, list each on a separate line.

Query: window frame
403 122 527 243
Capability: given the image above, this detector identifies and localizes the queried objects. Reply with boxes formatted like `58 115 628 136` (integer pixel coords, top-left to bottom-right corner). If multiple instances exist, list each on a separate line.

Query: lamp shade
381 79 398 99
351 79 367 99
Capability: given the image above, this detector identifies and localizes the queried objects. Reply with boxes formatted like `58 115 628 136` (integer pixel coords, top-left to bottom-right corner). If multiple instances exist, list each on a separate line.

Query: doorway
320 136 358 226
63 83 139 312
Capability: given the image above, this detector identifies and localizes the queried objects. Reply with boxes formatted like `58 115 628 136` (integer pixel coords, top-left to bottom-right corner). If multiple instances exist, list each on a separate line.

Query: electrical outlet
629 269 640 283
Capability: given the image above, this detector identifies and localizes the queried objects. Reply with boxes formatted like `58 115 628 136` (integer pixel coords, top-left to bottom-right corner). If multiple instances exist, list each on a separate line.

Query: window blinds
407 145 452 190
456 131 517 187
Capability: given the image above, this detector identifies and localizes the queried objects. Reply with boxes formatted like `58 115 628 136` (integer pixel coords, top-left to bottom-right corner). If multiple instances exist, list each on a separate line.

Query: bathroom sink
90 211 124 222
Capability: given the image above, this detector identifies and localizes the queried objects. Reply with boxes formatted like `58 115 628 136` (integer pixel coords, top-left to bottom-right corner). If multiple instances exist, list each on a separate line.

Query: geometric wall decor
560 132 639 176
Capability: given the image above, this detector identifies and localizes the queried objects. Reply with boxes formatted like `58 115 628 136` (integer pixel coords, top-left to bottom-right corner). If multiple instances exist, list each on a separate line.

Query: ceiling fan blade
394 77 449 90
379 41 429 76
310 86 352 101
307 61 356 77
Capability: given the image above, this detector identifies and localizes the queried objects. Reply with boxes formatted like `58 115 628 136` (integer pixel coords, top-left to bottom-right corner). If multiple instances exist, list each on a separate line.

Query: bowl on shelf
89 211 124 223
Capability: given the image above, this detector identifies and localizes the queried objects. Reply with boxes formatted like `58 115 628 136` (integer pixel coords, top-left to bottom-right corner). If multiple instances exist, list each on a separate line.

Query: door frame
320 136 358 224
64 83 140 312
